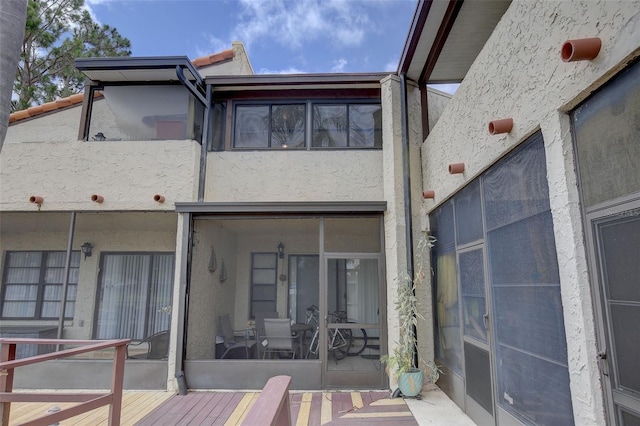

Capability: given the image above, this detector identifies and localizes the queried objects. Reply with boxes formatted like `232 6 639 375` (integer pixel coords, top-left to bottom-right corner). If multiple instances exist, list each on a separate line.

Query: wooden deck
8 390 417 425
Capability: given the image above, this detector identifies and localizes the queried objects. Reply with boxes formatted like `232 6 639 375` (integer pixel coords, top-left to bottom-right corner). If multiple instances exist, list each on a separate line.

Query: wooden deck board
307 392 323 426
7 391 172 426
7 390 414 425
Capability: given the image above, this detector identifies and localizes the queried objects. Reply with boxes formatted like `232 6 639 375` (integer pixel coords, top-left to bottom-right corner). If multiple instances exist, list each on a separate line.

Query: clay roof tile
192 48 234 68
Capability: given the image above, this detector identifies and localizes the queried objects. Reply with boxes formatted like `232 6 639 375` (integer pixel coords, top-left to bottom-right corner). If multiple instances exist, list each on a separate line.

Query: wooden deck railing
0 337 130 426
240 375 292 426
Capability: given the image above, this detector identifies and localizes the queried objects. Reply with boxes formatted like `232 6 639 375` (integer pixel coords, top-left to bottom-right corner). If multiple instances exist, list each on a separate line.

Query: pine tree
12 0 131 112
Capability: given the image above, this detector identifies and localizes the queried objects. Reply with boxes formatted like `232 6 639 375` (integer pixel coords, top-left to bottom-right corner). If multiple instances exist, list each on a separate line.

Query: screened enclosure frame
429 131 574 425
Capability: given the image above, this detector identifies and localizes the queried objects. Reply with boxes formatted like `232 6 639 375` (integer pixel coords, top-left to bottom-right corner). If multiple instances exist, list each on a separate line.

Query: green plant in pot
382 233 440 398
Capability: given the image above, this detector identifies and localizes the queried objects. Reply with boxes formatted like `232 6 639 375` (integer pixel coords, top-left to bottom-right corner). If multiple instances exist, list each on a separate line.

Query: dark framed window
234 104 306 149
250 253 278 318
313 103 382 148
231 100 382 150
94 252 174 340
1 251 79 319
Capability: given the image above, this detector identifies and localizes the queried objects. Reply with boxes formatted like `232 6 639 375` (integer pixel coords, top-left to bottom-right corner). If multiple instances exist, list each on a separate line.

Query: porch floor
8 387 475 425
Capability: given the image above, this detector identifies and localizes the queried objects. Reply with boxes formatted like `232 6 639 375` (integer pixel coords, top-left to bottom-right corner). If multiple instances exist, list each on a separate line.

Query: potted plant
382 233 441 398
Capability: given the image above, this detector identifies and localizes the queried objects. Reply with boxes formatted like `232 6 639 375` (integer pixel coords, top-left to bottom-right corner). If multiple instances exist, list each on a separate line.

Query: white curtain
96 254 174 339
358 259 379 326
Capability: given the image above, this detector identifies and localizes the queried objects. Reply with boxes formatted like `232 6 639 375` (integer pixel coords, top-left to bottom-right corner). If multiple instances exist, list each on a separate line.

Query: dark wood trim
420 85 430 141
175 201 387 214
419 0 465 85
212 88 380 101
78 82 93 141
398 0 433 75
205 73 388 87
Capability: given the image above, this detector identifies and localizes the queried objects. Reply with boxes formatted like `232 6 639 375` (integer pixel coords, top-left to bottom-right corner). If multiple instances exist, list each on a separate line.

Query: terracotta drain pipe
561 37 601 62
154 194 165 203
90 194 104 203
488 118 513 135
422 190 435 199
29 195 44 204
449 163 465 174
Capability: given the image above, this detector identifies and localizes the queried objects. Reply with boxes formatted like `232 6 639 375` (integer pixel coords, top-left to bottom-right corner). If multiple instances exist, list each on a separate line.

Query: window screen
431 200 463 376
572 60 640 208
484 134 573 425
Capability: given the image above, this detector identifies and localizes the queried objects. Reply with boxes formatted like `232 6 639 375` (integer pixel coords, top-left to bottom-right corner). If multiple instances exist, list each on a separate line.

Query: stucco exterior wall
5 105 82 143
426 87 451 133
187 221 239 359
205 150 384 202
198 41 254 77
0 139 200 211
380 75 408 387
421 1 640 424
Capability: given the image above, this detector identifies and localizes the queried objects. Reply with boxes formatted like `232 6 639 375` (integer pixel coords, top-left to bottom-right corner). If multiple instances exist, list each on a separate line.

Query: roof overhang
175 201 387 214
398 0 512 84
205 73 389 92
75 56 201 83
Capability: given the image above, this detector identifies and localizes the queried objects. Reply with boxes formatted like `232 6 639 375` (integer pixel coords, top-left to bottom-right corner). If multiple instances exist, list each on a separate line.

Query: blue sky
85 0 419 75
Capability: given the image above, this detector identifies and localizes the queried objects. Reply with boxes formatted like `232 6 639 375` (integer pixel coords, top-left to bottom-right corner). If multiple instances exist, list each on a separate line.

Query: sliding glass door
95 252 174 340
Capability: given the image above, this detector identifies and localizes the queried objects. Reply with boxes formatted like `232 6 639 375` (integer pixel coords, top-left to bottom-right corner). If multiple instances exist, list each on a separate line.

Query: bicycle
304 305 368 360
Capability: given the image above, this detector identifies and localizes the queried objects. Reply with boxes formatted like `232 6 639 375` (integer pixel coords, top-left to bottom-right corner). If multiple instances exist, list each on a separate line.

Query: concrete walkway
405 387 477 426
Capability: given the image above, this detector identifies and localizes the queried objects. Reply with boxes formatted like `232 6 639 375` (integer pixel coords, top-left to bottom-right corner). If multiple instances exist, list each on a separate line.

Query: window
1 251 79 319
88 85 204 142
95 253 174 340
234 104 306 149
250 253 278 318
232 101 381 149
313 103 382 148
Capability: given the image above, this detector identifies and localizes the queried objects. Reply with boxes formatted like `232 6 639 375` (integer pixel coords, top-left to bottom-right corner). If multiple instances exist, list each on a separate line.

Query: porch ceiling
0 212 178 233
399 0 512 84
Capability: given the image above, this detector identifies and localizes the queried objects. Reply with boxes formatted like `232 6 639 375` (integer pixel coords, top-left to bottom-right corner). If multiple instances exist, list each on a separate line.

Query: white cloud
384 58 398 72
258 67 307 74
233 0 370 50
195 34 231 59
428 83 460 95
331 58 347 73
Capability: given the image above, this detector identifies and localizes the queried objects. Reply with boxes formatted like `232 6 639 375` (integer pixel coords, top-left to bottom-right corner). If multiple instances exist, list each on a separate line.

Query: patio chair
254 311 279 358
262 318 301 359
126 330 170 359
219 314 257 359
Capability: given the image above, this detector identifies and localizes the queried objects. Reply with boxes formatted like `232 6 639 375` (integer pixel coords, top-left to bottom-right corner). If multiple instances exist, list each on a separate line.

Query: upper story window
235 104 306 149
231 101 382 150
313 104 382 148
87 84 204 142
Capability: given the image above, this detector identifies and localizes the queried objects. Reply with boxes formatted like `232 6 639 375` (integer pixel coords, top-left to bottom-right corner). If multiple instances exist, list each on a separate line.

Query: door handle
482 313 489 328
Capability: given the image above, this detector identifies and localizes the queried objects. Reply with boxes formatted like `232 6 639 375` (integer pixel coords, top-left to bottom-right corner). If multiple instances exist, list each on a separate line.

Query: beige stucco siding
0 139 200 211
205 150 384 202
421 1 640 424
426 87 451 133
6 105 83 143
423 0 640 199
197 41 254 77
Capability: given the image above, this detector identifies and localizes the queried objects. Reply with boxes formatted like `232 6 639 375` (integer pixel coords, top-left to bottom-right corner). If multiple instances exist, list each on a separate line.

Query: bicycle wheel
333 328 352 360
347 328 368 356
